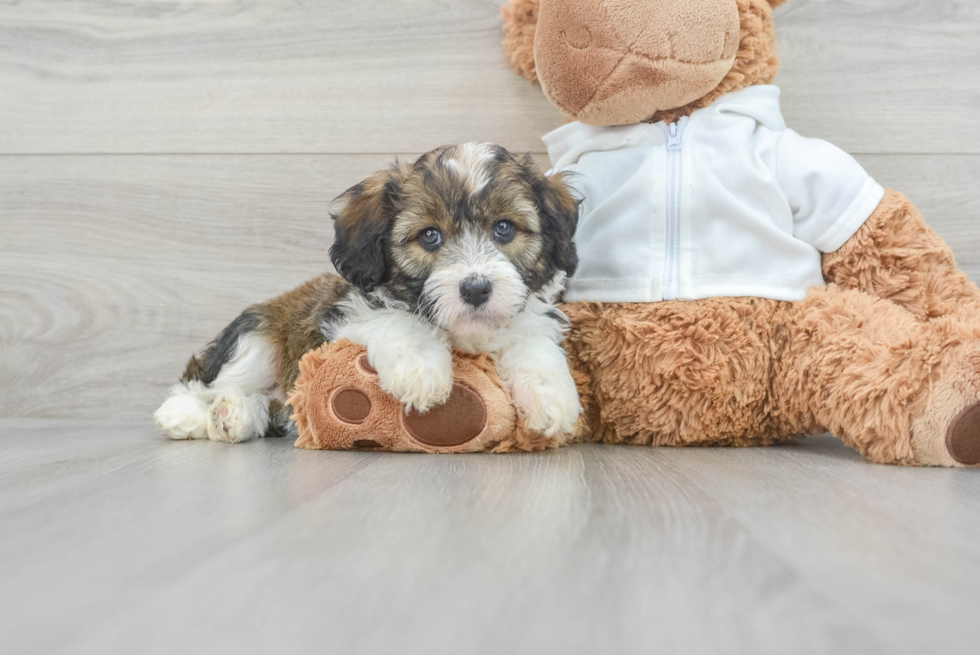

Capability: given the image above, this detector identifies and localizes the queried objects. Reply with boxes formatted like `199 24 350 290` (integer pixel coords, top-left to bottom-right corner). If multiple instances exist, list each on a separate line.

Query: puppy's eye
418 227 443 251
493 219 516 244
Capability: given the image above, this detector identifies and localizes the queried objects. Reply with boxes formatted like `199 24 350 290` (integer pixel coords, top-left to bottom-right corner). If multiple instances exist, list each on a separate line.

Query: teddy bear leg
822 188 980 324
772 285 980 466
563 299 789 448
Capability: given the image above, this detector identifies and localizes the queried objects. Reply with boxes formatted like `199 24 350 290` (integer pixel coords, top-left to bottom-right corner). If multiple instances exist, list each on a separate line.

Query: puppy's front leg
335 302 454 413
494 310 581 438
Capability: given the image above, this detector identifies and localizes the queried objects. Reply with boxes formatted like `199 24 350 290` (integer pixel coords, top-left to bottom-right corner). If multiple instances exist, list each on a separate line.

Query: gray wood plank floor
2 1 980 652
4 421 980 655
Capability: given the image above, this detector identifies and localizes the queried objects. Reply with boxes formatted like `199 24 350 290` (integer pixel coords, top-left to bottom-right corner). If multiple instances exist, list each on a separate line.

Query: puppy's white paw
373 346 455 414
206 390 270 443
510 370 581 437
155 390 209 440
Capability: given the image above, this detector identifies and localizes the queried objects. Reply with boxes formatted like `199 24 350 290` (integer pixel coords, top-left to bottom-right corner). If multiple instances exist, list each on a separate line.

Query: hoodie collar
708 85 785 130
543 85 785 167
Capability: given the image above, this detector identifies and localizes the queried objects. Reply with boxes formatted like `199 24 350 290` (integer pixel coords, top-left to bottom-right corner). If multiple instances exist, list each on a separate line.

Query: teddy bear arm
821 188 980 323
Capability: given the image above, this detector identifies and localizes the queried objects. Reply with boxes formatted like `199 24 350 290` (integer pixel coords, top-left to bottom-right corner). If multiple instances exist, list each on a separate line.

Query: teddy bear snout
534 0 741 124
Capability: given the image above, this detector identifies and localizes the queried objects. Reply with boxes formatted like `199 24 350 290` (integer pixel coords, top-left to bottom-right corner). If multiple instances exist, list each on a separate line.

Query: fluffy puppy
154 143 582 443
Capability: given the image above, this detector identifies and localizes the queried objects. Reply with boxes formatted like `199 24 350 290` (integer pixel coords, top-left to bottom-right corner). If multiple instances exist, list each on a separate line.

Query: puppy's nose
460 278 492 307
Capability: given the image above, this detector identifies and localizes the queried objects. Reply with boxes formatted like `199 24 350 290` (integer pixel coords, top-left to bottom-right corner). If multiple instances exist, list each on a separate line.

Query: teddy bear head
502 0 786 126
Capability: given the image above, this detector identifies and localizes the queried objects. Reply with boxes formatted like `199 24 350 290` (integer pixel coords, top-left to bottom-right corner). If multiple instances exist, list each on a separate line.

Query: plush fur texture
496 0 980 466
501 0 540 83
563 284 980 467
822 188 980 324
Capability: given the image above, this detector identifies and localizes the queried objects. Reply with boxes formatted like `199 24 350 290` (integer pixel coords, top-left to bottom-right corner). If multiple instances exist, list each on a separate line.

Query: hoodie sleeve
775 129 885 253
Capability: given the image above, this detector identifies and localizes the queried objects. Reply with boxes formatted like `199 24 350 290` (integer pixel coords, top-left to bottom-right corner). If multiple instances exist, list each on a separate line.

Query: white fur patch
334 294 455 413
473 272 581 437
210 333 278 395
422 229 527 338
155 334 277 442
154 381 211 440
207 389 271 443
444 142 496 195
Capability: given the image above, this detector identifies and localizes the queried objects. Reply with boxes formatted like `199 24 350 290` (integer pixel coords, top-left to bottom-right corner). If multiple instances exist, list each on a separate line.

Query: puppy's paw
373 346 454 414
510 370 581 437
206 390 270 443
155 390 209 440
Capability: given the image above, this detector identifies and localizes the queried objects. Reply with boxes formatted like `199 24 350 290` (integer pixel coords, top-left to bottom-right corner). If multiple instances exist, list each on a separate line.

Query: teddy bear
292 0 980 467
497 0 980 467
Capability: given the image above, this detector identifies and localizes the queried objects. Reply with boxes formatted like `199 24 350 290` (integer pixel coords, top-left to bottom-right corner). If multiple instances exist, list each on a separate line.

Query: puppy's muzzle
460 277 492 307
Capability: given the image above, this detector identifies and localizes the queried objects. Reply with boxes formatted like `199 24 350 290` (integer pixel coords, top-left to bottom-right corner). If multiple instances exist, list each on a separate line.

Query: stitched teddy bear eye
419 227 443 251
493 219 516 244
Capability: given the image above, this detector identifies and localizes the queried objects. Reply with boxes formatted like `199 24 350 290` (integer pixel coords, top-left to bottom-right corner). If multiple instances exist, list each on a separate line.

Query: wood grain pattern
2 422 979 654
3 154 979 420
776 0 980 154
0 0 978 155
0 154 384 419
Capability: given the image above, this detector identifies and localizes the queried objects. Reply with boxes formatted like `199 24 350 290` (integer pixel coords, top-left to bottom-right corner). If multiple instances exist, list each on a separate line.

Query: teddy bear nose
460 278 492 307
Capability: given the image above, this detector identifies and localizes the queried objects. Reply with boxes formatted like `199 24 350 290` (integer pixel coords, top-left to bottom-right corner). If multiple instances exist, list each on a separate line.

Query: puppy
154 143 583 443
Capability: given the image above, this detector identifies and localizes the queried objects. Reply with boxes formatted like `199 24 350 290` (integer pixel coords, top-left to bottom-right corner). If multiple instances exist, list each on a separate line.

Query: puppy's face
330 144 579 336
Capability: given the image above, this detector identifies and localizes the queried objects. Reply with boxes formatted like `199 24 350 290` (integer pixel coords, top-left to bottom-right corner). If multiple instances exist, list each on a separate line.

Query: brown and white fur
154 143 582 443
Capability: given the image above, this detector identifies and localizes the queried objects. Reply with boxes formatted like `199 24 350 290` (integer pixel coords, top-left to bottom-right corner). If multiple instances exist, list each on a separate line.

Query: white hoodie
543 85 885 303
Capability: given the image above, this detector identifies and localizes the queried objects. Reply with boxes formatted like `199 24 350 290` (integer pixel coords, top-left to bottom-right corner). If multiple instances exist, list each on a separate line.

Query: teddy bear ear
768 0 789 7
501 0 540 84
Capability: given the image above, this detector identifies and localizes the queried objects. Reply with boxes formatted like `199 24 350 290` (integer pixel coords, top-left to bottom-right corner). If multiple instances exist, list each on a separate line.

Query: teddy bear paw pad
946 403 980 465
403 383 486 447
352 439 383 449
331 387 372 424
357 355 377 375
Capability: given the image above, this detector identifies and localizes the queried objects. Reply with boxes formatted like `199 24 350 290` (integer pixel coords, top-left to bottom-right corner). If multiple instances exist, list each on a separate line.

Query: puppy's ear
330 169 403 292
521 156 579 277
501 0 540 84
538 172 580 277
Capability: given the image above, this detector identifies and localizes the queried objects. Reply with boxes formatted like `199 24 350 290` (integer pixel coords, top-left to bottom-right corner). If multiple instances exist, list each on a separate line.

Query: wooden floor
3 1 980 652
4 422 980 655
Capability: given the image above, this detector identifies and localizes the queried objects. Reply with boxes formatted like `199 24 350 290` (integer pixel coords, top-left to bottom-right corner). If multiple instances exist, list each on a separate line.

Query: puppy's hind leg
207 387 271 444
265 399 300 441
156 311 279 443
205 329 279 443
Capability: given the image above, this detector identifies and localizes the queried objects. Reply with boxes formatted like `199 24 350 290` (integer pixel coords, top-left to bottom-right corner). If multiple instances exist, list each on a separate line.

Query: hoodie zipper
659 115 688 301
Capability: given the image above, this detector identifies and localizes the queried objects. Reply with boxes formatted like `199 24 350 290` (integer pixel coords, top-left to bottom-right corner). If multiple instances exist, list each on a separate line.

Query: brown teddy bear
499 0 980 467
293 0 980 467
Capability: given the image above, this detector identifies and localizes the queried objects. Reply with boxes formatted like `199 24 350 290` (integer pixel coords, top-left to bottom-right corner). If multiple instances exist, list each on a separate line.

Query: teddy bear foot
329 374 487 450
288 340 566 453
946 403 980 465
910 346 980 467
